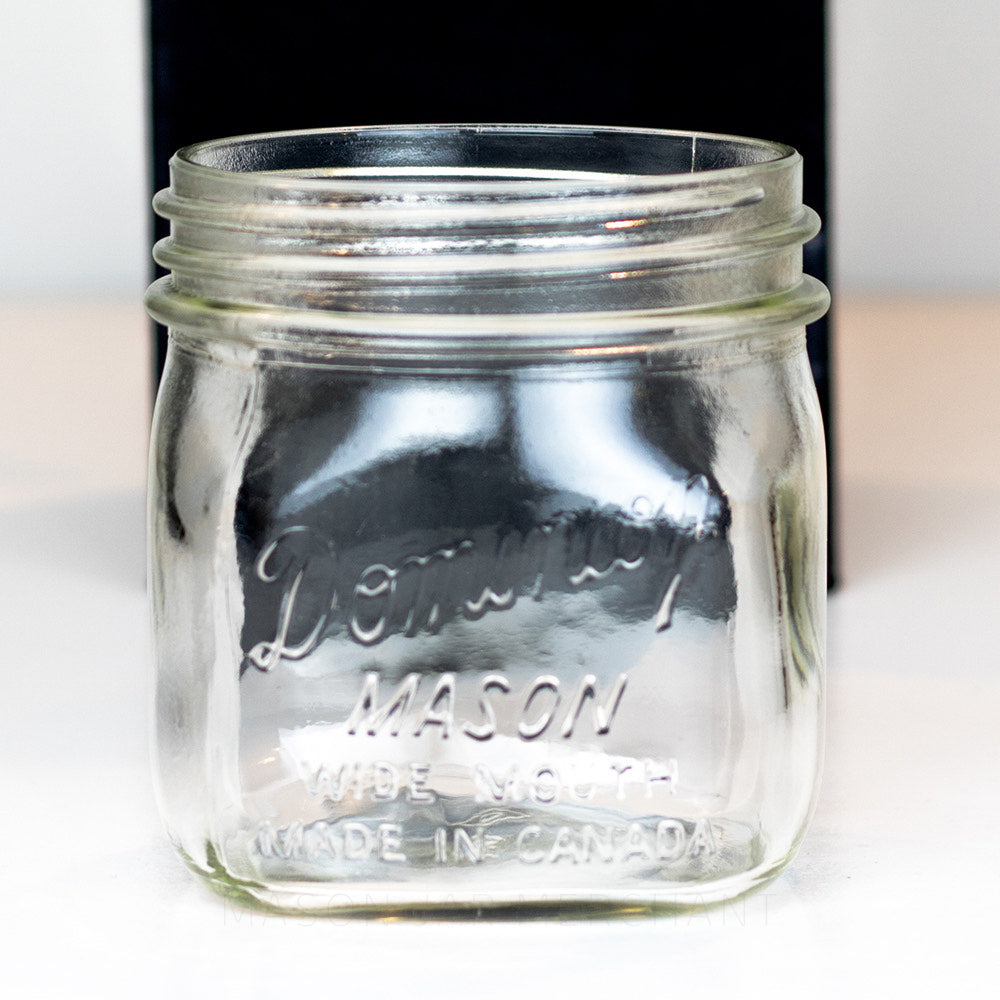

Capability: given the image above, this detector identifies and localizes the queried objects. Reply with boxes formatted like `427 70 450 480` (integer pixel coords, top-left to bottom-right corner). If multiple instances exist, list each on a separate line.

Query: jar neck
147 125 829 349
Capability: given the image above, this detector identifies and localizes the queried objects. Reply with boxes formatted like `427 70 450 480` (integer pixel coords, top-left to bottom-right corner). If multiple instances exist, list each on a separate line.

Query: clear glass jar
146 124 828 915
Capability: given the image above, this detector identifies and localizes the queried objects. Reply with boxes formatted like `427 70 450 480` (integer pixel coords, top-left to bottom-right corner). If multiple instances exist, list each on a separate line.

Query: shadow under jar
146 124 829 916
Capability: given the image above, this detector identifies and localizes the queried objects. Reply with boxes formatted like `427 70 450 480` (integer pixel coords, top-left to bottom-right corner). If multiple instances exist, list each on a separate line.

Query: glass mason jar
146 125 828 915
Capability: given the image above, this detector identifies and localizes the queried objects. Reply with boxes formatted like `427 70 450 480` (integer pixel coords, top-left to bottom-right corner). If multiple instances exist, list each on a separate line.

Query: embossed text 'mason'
343 670 627 740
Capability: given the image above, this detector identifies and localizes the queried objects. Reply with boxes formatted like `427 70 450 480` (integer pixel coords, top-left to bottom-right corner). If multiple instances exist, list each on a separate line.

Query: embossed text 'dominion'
245 491 724 672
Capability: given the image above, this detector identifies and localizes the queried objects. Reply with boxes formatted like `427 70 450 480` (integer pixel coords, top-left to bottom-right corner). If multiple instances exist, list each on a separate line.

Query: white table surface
1 297 997 997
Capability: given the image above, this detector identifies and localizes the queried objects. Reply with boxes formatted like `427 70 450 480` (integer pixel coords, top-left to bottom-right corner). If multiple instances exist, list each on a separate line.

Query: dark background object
149 1 835 584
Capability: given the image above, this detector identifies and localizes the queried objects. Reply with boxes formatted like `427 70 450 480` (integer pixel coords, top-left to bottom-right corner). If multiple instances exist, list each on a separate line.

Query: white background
1 5 999 997
1 1 999 298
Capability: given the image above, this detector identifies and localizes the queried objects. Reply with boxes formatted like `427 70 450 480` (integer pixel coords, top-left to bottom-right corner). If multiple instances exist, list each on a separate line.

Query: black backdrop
149 2 834 582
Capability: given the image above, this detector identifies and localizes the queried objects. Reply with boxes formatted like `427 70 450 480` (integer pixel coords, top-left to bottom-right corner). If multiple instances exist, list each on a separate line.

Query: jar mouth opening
174 124 796 192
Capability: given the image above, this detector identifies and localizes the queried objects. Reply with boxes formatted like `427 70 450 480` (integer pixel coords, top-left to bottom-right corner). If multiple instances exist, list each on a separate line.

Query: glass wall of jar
146 125 829 915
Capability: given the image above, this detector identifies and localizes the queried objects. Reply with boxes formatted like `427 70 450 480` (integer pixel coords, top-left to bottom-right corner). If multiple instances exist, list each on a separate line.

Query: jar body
147 125 827 913
149 328 824 913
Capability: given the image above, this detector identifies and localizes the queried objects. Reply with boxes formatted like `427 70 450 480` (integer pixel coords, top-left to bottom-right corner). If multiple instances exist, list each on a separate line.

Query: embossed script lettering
242 490 731 672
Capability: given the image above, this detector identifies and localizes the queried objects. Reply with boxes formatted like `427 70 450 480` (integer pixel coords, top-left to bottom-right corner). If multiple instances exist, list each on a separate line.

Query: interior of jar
182 125 792 179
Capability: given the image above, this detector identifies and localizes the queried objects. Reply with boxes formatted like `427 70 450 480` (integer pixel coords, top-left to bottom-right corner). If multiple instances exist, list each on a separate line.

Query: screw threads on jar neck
147 125 829 350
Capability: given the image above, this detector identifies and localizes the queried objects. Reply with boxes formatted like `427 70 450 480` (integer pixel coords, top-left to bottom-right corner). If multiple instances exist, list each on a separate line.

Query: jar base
180 837 794 919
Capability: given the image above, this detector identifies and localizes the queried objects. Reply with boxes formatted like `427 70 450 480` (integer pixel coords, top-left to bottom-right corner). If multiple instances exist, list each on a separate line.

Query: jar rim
170 123 799 196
